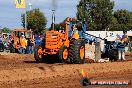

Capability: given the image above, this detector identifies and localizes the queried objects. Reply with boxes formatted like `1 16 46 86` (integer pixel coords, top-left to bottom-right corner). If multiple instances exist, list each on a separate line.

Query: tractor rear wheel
69 39 85 64
34 45 44 62
59 45 69 63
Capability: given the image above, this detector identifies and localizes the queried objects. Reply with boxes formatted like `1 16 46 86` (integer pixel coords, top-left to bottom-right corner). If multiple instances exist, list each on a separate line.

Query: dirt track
0 53 132 88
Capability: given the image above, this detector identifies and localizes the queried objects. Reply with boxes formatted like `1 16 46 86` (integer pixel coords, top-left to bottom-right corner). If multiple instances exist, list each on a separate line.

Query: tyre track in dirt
0 53 132 88
0 61 132 88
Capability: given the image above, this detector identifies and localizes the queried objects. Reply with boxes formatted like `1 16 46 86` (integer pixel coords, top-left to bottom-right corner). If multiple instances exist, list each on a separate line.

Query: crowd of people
0 34 11 51
18 34 31 54
16 33 39 54
0 32 43 54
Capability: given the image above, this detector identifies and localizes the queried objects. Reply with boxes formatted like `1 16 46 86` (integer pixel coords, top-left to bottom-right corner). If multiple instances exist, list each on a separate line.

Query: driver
71 24 79 39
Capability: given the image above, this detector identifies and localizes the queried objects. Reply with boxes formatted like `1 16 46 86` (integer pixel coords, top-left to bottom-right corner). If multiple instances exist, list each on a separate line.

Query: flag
15 0 26 8
81 69 88 78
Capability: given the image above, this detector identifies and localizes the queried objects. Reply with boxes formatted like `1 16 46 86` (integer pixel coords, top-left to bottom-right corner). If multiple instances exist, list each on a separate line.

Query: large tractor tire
69 39 85 64
34 45 44 62
59 45 69 63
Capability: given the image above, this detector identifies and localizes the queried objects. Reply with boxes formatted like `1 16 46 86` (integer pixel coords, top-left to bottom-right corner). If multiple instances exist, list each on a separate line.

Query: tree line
2 0 132 34
77 0 132 31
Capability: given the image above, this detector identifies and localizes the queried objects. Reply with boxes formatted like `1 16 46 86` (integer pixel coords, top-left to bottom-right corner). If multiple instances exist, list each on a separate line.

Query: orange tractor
9 29 33 53
34 11 85 64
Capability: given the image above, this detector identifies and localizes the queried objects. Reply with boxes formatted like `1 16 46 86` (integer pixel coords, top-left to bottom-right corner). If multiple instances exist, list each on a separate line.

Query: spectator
115 30 129 61
121 30 128 43
14 37 19 48
35 34 41 45
116 30 128 43
27 37 34 54
19 35 27 54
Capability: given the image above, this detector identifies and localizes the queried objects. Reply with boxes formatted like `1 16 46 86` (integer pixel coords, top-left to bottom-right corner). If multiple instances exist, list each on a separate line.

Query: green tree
114 9 131 24
1 27 11 33
108 16 119 31
113 9 132 31
21 8 47 34
77 0 114 31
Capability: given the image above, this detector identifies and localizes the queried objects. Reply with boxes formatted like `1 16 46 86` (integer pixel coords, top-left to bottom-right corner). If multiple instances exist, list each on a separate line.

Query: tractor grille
45 31 59 49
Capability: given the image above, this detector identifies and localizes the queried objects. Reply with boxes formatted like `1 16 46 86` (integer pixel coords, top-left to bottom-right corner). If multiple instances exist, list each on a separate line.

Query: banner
15 0 26 8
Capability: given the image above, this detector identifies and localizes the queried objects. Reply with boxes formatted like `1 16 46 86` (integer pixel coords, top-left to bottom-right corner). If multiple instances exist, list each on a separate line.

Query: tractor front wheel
59 46 69 63
34 45 44 62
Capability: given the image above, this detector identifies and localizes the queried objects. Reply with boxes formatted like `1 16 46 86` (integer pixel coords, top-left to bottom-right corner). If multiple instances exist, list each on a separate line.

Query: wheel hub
80 46 84 59
38 47 43 58
63 49 68 60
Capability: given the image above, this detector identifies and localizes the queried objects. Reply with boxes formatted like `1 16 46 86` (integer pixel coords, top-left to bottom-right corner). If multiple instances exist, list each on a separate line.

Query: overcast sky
0 0 132 29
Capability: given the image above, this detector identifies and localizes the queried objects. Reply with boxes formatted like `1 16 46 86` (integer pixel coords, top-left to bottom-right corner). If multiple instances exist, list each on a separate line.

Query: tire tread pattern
68 39 85 64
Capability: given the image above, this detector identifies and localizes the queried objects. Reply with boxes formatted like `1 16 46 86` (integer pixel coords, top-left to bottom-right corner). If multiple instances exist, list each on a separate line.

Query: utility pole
24 0 27 29
25 9 27 29
51 10 55 30
29 2 32 10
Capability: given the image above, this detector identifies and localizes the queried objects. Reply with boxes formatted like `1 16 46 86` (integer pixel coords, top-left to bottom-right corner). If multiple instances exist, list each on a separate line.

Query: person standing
121 30 128 43
117 30 129 61
19 35 27 54
27 37 33 54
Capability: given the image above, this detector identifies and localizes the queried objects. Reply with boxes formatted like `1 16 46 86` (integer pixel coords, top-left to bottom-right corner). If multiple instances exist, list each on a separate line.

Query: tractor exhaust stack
51 10 55 30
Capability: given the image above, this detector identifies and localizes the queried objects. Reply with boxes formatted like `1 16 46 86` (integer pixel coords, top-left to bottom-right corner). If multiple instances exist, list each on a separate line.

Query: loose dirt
0 53 131 88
